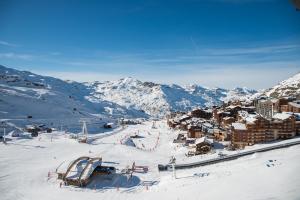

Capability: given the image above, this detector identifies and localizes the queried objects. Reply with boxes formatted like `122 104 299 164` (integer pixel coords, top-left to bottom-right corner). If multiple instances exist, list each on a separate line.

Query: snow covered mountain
0 65 258 121
264 72 300 98
88 78 257 117
0 65 149 132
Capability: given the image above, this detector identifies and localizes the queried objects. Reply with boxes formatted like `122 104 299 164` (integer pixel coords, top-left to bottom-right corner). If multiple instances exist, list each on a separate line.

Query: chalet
202 122 214 135
213 127 228 141
225 105 242 117
178 115 192 123
232 112 297 148
195 137 213 154
231 123 248 148
187 125 204 138
240 106 256 113
167 113 191 128
180 121 189 130
221 116 235 128
271 113 296 139
288 101 300 113
245 115 273 144
190 108 212 119
278 97 293 112
213 110 231 124
231 114 272 148
280 104 289 112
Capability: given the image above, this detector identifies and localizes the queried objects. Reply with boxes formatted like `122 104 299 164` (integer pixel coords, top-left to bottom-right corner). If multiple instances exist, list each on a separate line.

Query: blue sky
0 0 300 89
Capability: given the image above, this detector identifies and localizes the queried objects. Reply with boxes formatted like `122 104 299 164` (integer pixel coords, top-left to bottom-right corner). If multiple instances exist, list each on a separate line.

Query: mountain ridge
3 65 298 120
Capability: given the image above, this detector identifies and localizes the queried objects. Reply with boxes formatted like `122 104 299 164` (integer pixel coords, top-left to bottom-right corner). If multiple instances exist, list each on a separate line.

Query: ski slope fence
158 139 300 171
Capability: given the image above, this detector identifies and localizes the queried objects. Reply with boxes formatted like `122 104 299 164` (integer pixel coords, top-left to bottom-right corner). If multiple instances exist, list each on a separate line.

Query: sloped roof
232 123 247 130
272 113 292 120
195 136 213 145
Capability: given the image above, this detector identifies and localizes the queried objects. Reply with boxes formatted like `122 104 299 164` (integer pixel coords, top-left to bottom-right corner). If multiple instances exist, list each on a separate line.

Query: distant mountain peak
1 65 260 119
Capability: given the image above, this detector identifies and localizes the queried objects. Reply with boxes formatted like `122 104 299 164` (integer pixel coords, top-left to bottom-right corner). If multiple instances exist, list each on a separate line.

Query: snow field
0 120 300 200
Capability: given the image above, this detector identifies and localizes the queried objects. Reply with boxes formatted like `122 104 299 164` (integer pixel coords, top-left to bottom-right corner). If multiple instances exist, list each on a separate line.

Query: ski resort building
296 115 300 135
288 101 300 113
168 97 299 149
187 125 204 138
254 98 279 119
231 112 297 148
190 108 212 119
195 137 213 154
231 123 249 148
57 156 115 187
254 97 296 119
271 113 296 139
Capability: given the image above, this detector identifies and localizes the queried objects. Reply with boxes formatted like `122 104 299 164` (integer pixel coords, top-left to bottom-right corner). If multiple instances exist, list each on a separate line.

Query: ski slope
0 120 300 200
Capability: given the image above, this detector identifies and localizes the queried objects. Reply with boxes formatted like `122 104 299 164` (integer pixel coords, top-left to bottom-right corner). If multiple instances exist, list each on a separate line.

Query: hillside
264 72 300 98
88 78 257 117
0 65 148 132
0 65 258 121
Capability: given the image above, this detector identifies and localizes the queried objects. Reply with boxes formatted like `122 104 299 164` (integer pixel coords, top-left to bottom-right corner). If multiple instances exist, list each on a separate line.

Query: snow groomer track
158 139 300 171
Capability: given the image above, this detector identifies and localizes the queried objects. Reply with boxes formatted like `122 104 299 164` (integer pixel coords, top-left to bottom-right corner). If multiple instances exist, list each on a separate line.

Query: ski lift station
57 156 116 187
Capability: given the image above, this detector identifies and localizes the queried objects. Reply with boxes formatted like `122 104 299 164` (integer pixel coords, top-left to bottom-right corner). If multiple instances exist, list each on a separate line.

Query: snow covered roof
217 111 230 115
241 106 255 109
180 114 190 119
245 114 259 124
232 123 247 130
227 105 241 109
272 113 292 120
176 115 190 122
289 101 300 108
223 116 234 120
238 110 258 124
271 99 279 103
195 137 213 145
202 122 213 128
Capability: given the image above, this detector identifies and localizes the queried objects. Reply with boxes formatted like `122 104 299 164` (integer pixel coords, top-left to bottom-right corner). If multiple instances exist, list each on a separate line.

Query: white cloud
0 40 18 47
0 53 34 60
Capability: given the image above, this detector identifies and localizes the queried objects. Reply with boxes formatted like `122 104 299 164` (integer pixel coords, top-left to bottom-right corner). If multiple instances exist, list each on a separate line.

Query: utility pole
51 129 53 142
79 120 88 143
82 121 88 137
170 156 176 179
3 127 6 144
1 121 7 144
172 162 176 179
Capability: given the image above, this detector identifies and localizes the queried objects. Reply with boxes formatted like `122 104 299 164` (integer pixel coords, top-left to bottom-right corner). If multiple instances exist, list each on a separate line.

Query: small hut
195 137 213 154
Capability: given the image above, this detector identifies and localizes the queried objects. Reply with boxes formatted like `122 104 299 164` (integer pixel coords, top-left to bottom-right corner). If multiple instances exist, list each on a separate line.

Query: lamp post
170 156 176 179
